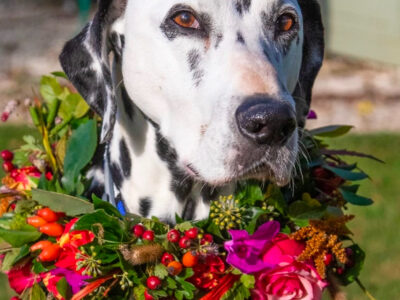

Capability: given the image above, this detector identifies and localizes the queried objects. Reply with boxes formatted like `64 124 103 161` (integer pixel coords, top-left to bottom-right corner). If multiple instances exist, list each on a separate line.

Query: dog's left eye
277 13 295 32
173 11 200 29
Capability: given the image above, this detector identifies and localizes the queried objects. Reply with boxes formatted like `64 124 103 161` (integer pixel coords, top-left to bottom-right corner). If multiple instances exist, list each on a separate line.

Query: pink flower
7 166 41 191
262 234 305 266
224 221 280 274
252 262 327 300
7 262 40 294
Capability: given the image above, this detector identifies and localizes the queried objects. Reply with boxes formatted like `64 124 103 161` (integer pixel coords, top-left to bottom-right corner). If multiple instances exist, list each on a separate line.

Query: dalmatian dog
60 0 324 223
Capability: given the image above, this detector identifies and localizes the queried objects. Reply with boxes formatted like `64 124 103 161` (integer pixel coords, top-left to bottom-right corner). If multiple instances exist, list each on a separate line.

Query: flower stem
355 278 377 300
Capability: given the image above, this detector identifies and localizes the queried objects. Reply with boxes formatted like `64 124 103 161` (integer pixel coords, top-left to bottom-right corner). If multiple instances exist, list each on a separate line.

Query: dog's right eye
172 11 200 29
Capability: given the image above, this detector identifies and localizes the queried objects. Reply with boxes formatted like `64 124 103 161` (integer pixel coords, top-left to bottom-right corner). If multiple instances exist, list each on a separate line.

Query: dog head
60 0 324 187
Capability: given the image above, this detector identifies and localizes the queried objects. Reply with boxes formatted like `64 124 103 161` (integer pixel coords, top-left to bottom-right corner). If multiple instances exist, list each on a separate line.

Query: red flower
55 219 95 273
7 261 40 294
5 166 41 191
188 255 226 290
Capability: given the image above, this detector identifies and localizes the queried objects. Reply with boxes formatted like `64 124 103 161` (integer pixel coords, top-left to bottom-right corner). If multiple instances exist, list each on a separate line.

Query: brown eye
173 11 200 29
277 14 295 32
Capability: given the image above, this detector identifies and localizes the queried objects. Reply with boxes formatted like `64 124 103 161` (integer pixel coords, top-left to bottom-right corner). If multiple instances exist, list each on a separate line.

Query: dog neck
97 59 234 223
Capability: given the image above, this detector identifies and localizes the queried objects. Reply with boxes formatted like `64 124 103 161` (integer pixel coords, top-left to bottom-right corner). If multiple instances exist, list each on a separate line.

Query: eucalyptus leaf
32 189 94 216
340 189 374 206
324 165 369 181
310 125 353 138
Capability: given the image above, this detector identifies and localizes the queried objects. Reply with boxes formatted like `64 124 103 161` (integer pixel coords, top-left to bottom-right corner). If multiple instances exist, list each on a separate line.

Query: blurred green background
1 126 400 300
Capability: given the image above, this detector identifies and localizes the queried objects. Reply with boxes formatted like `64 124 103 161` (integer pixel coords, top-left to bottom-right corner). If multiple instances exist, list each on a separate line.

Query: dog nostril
235 96 296 146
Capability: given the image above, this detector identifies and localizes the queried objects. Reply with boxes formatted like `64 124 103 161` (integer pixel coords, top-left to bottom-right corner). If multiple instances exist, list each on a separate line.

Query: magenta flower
224 221 280 274
42 268 90 297
307 110 318 120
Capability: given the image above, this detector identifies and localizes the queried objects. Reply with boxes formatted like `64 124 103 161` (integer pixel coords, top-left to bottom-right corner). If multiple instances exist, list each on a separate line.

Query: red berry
167 229 180 243
179 236 191 249
142 230 155 241
185 227 198 239
2 161 14 172
39 223 64 237
336 267 345 275
203 234 213 243
146 276 161 290
10 297 21 300
323 253 333 266
161 252 174 266
133 224 145 237
1 150 13 161
37 208 59 222
45 171 53 181
144 290 154 300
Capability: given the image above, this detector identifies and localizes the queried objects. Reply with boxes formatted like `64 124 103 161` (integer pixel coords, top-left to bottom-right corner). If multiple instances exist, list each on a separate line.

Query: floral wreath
0 74 379 300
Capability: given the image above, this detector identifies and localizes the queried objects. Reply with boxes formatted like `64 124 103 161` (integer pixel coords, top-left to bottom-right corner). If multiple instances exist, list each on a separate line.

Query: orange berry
39 222 64 237
182 251 198 268
27 216 48 228
30 240 53 252
38 244 61 262
37 208 59 222
167 261 183 276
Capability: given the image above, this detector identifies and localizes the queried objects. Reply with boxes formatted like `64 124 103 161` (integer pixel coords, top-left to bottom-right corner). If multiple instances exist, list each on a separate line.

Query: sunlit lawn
0 125 399 300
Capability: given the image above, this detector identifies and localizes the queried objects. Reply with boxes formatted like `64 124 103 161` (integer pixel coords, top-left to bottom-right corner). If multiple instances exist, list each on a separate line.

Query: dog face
60 0 324 186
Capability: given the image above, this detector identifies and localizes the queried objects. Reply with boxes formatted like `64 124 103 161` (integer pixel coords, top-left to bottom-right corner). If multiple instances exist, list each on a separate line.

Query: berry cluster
28 207 65 262
1 150 14 173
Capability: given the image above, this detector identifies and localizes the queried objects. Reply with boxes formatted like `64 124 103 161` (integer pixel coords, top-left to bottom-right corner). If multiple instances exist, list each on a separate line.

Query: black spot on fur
201 186 219 203
139 197 152 217
149 121 194 203
121 85 135 120
110 162 123 189
237 32 245 44
187 49 204 86
235 0 251 16
215 34 223 48
182 198 196 220
119 138 131 177
188 49 201 71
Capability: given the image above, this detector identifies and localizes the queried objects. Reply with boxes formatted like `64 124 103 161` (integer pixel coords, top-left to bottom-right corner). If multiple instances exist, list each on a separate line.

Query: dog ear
293 0 325 127
59 0 126 143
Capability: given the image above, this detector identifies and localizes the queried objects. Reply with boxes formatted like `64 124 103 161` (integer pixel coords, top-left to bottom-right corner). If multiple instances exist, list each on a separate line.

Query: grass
0 125 399 300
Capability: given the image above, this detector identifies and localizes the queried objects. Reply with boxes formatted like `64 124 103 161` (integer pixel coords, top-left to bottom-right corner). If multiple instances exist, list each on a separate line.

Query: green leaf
13 244 30 264
133 285 146 300
51 71 68 79
154 263 169 279
264 184 287 214
57 277 72 299
166 277 178 289
310 125 353 138
74 209 127 242
30 283 47 300
92 194 122 218
59 93 89 120
175 221 193 232
288 201 326 220
340 189 374 206
236 182 263 206
323 165 369 181
240 274 255 289
339 245 365 285
177 267 194 280
245 208 267 234
62 119 98 193
1 249 20 271
40 76 63 104
32 189 94 216
0 225 41 248
32 259 50 274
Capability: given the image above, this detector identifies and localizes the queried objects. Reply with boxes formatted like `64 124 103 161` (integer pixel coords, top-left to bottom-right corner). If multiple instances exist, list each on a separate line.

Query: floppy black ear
293 0 325 128
59 0 126 143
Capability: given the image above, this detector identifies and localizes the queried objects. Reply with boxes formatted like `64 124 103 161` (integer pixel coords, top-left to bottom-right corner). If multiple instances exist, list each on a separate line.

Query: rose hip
37 208 59 222
39 223 64 237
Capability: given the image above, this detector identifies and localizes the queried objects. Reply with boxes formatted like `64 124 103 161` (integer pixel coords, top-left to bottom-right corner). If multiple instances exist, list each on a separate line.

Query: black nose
235 95 297 145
